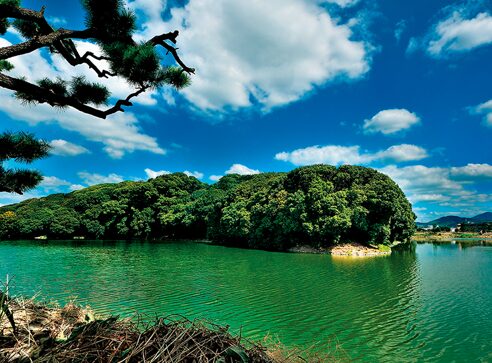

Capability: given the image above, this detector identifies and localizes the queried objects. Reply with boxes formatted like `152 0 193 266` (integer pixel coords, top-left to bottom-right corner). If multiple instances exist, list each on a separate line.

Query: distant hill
417 212 492 228
470 212 492 223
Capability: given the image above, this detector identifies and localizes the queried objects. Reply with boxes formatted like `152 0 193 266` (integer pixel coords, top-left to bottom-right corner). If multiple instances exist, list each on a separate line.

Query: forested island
0 165 416 250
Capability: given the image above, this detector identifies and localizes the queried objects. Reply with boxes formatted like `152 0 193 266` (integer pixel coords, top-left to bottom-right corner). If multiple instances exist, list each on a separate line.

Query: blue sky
1 0 492 222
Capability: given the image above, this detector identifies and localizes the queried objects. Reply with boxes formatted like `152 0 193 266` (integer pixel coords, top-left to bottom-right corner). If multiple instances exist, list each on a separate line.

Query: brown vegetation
0 298 343 362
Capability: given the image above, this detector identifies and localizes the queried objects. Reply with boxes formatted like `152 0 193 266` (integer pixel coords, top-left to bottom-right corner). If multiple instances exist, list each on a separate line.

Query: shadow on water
0 240 491 362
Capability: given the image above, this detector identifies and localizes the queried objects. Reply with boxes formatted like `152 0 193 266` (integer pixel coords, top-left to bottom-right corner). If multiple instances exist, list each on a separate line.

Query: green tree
0 132 50 194
0 167 416 249
49 208 80 237
0 0 194 118
0 211 18 239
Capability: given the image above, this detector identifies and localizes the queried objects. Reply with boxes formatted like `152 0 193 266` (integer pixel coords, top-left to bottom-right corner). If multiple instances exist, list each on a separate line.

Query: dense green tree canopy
0 165 416 249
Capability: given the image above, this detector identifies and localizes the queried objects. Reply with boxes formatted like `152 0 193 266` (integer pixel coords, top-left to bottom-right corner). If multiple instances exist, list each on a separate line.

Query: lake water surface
0 240 491 362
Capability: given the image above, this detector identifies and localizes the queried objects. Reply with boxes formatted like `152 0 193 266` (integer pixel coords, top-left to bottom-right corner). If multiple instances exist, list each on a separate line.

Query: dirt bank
289 243 391 257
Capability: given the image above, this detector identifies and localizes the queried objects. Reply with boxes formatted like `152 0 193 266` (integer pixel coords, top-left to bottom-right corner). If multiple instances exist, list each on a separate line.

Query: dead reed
0 297 343 363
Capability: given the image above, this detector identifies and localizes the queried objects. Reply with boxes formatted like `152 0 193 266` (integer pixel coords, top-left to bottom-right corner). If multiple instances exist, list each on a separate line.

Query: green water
1 240 491 362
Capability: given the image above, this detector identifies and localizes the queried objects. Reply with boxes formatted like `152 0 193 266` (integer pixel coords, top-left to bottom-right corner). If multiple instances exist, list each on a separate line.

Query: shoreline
0 238 398 256
289 243 392 257
412 231 492 242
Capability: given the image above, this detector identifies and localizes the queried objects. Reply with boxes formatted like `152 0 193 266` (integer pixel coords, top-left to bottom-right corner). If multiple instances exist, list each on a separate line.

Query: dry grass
0 298 346 363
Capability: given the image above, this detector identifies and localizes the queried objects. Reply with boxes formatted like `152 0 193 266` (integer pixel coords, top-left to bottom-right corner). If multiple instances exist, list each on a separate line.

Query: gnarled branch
0 3 194 118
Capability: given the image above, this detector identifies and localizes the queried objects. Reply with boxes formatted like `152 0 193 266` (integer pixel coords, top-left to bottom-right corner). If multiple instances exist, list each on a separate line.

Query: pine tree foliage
0 60 13 72
0 0 194 118
0 132 51 194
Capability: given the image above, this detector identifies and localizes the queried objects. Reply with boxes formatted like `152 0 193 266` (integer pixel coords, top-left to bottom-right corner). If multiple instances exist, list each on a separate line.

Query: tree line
0 165 416 250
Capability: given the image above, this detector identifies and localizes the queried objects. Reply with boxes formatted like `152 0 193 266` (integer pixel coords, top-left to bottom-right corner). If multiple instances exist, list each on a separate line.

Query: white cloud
69 184 85 191
0 38 165 158
472 99 492 127
275 143 428 166
427 12 492 56
50 139 90 157
39 176 71 192
450 163 492 178
226 164 260 175
161 0 370 112
363 109 420 135
144 169 203 180
78 172 124 186
184 170 204 179
0 191 42 207
276 145 366 166
144 168 171 179
209 175 223 182
378 165 461 194
379 164 492 213
126 0 168 42
374 144 428 162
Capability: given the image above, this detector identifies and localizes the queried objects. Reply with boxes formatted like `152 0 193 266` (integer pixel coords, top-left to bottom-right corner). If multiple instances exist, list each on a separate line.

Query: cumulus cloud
471 99 492 127
39 176 72 192
78 172 124 186
0 38 165 158
209 175 223 182
427 11 492 56
276 145 365 166
226 164 260 175
363 109 420 135
379 164 492 215
50 139 90 157
184 170 204 179
69 184 85 191
409 3 492 58
450 163 492 178
275 144 428 166
160 0 370 112
144 168 171 179
375 144 428 162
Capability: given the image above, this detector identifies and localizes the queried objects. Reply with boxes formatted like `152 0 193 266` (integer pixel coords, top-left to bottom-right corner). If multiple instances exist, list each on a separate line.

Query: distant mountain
470 212 492 223
417 212 492 228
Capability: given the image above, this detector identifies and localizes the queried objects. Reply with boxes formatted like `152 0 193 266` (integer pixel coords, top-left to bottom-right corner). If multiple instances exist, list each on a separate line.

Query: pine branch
0 132 50 195
0 131 50 163
148 31 195 74
0 28 95 60
0 167 43 194
0 3 195 118
0 72 149 118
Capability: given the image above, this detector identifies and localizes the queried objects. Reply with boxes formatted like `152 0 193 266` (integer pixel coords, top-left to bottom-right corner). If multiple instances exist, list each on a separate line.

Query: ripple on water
1 241 491 362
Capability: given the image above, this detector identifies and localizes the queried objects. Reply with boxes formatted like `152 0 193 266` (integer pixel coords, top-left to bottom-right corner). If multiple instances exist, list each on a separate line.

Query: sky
1 0 492 222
